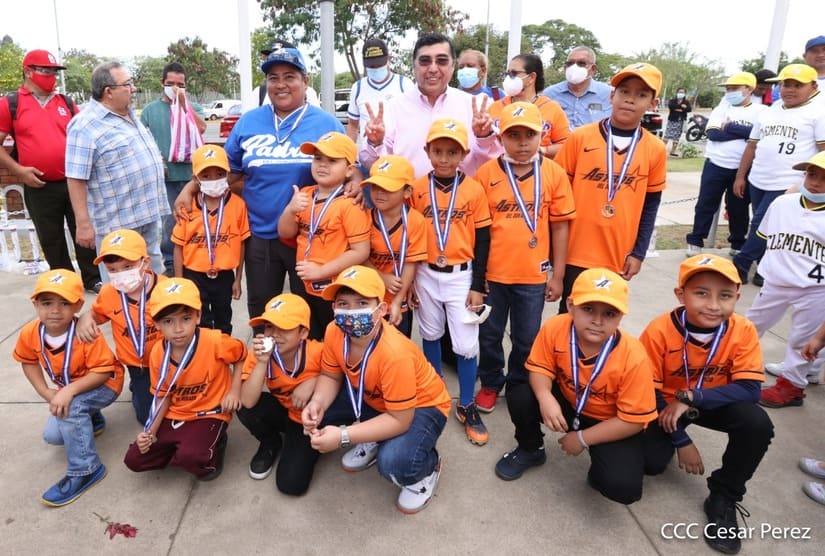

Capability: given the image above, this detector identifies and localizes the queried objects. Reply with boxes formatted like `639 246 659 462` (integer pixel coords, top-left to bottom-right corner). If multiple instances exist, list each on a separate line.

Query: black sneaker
85 281 103 294
200 434 228 481
734 264 749 285
752 272 764 287
495 446 546 481
249 441 280 480
703 491 750 554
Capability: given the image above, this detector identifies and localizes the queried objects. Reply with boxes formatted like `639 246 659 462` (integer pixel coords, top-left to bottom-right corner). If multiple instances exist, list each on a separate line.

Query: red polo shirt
0 86 77 181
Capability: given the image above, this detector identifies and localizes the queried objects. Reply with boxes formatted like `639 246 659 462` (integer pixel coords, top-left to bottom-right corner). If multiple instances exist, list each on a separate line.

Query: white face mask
110 266 144 293
565 64 589 85
502 75 524 97
200 177 229 197
163 86 176 100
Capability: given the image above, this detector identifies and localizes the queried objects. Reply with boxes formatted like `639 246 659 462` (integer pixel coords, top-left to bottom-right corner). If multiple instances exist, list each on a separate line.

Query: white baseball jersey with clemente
756 193 825 288
747 93 825 191
705 101 766 169
348 73 411 137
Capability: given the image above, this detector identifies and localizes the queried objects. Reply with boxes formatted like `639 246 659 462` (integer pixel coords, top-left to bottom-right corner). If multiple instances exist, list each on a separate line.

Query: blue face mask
457 67 480 89
799 181 825 204
724 91 746 106
333 307 379 338
366 65 389 83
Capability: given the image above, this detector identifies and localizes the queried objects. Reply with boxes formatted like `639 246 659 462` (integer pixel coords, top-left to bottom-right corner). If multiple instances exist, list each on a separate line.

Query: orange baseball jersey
90 272 166 367
555 120 667 272
241 339 323 424
368 207 428 306
409 172 492 265
14 319 124 394
295 186 371 297
171 192 250 272
489 95 571 148
321 322 452 417
476 156 577 283
149 328 247 423
639 309 764 402
525 314 657 423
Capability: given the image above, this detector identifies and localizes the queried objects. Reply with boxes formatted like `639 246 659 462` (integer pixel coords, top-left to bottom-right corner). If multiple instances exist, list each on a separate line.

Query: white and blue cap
261 46 307 74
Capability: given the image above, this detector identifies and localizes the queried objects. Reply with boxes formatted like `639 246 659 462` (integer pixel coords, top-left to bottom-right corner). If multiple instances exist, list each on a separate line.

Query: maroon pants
124 418 226 478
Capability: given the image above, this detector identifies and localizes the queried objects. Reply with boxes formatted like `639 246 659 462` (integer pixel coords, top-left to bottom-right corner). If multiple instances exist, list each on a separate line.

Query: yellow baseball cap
249 293 310 330
720 72 756 89
361 155 415 192
499 101 543 134
322 265 386 301
570 268 629 315
300 131 357 164
610 62 663 97
426 118 469 151
767 64 818 84
148 278 202 317
93 229 148 264
31 269 84 303
679 254 741 288
793 151 825 172
191 145 230 176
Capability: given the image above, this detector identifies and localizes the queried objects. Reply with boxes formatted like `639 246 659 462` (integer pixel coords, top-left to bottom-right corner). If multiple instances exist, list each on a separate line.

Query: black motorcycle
685 114 708 142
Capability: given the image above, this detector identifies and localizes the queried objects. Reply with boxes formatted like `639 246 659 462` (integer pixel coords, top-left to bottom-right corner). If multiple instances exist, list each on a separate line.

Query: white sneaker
799 458 825 480
341 442 378 472
685 244 702 258
728 248 740 257
765 362 823 384
802 482 825 507
396 458 442 514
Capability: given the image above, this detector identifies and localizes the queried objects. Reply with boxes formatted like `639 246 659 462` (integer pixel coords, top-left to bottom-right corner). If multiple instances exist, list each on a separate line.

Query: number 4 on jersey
808 264 824 283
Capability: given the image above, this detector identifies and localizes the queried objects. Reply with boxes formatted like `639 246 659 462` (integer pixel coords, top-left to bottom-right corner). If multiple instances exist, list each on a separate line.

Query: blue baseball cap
806 35 825 52
261 47 307 74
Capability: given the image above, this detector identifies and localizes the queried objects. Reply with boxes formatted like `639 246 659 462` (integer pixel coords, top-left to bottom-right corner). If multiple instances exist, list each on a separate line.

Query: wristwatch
339 425 351 449
675 389 700 420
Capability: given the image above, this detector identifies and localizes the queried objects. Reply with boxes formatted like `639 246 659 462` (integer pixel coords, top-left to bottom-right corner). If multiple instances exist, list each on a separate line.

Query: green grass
666 156 704 172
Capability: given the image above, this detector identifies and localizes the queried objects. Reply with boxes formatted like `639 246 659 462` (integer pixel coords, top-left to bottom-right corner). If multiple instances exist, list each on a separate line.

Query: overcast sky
3 0 820 75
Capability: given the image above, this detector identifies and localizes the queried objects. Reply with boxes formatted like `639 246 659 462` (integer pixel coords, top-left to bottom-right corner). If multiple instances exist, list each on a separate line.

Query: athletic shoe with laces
799 458 825 480
495 446 547 481
685 244 702 257
703 491 750 554
341 441 379 472
474 387 498 413
759 376 806 408
249 441 280 480
91 411 106 437
396 458 442 514
455 403 488 445
764 362 822 384
41 464 107 507
200 434 227 481
802 481 825 507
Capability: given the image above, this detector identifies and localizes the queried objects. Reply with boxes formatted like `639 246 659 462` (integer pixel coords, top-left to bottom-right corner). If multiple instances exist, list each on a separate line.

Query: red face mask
29 71 57 93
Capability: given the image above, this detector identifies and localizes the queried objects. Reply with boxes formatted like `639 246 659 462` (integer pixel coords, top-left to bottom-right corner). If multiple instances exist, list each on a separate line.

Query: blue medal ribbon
502 158 541 235
267 340 304 379
569 323 616 430
273 103 309 145
144 332 198 432
605 123 641 205
374 206 408 278
305 185 344 259
428 173 460 255
201 192 226 268
342 331 380 421
38 319 77 387
679 309 727 390
119 274 149 361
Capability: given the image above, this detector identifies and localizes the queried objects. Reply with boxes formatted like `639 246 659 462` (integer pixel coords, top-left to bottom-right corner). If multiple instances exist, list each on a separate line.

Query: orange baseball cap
192 145 230 176
31 269 84 303
300 131 357 164
148 278 202 317
499 101 543 133
94 229 148 264
570 268 629 314
361 155 415 192
322 265 386 301
249 293 310 330
426 118 469 151
766 64 818 84
793 151 825 172
611 62 662 97
679 254 742 288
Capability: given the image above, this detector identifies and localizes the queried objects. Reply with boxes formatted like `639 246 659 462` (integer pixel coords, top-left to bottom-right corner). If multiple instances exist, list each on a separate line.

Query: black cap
362 38 389 66
754 69 777 84
261 39 297 56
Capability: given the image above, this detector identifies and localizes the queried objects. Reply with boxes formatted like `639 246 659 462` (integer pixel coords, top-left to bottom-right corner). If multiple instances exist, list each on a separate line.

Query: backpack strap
258 84 267 106
7 92 18 133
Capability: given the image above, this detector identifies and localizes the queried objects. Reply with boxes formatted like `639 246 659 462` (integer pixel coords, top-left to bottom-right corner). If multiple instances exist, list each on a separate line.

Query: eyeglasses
111 81 135 89
416 55 452 67
31 66 58 76
502 70 527 79
564 60 591 68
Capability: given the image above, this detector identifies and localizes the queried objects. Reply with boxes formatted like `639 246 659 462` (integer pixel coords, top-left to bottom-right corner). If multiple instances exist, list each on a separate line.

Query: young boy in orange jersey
14 269 123 506
474 101 576 417
301 265 452 514
76 229 165 425
640 255 773 554
172 145 250 335
123 278 247 480
409 118 492 446
360 154 427 337
495 268 657 507
554 63 666 312
237 293 323 494
279 131 371 339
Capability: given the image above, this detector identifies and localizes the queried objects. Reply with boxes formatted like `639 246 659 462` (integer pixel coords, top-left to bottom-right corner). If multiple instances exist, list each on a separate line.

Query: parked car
219 104 242 138
334 88 350 125
204 99 241 120
641 111 663 138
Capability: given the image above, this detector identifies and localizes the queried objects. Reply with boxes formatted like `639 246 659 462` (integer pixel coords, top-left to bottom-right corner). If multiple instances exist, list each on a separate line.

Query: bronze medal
601 203 615 218
528 236 538 249
435 255 448 268
207 268 218 279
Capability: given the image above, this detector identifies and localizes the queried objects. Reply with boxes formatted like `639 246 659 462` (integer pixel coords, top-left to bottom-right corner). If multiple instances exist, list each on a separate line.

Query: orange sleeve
537 96 571 147
544 160 576 221
638 318 667 390
524 315 566 380
615 337 658 424
728 317 764 383
341 202 371 244
405 209 428 262
13 321 40 364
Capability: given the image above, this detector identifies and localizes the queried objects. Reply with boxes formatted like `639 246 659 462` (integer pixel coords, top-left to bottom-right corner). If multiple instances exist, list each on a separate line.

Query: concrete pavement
1 172 823 555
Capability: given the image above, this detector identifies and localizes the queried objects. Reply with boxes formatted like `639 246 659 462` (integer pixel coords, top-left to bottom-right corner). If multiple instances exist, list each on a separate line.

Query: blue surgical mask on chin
333 306 379 338
724 91 746 106
366 65 389 83
799 182 825 204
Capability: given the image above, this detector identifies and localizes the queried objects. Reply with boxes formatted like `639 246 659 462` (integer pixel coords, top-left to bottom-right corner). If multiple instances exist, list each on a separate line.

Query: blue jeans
733 185 784 271
127 366 152 425
43 384 118 476
96 221 164 282
687 160 750 249
478 281 546 393
162 180 188 273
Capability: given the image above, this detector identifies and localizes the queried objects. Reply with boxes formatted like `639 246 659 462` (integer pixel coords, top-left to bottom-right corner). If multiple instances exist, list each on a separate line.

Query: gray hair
568 46 596 64
91 61 123 100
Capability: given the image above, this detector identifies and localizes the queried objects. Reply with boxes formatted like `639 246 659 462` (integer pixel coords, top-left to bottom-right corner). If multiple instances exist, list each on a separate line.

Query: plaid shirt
66 99 168 233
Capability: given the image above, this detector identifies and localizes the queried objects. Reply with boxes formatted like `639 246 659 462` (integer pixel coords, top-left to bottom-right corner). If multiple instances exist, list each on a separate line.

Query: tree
451 24 523 89
739 52 794 73
0 37 24 94
133 56 168 94
522 19 602 85
165 37 240 97
257 0 467 80
61 49 103 98
633 43 725 108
